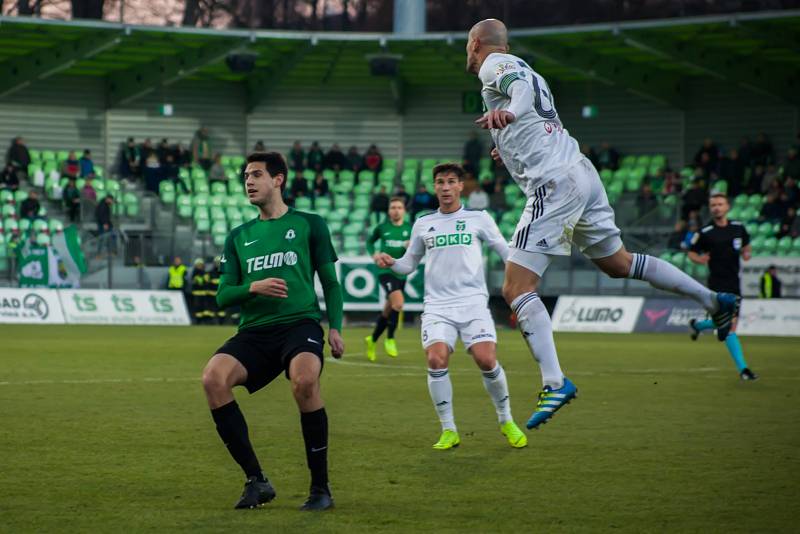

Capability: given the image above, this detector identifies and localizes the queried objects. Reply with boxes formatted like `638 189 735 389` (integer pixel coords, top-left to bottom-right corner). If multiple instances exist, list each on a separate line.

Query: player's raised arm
479 210 510 262
388 221 425 275
216 234 257 308
365 225 381 256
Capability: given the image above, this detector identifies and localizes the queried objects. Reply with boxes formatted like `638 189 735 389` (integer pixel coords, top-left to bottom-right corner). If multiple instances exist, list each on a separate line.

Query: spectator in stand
312 173 329 198
192 127 213 171
19 190 41 220
637 183 658 218
667 220 688 251
370 185 390 215
463 131 484 175
79 149 95 178
363 144 383 176
751 132 774 167
763 177 783 198
208 153 227 184
746 165 765 194
697 152 716 179
121 138 140 181
393 183 410 207
719 149 746 198
596 141 619 170
95 194 116 255
479 176 494 195
143 149 162 194
694 138 720 171
6 136 31 181
174 142 191 169
253 140 266 152
661 169 682 195
307 141 324 173
760 192 785 222
324 143 347 171
468 183 489 210
288 141 305 171
164 153 188 193
683 219 700 250
682 179 707 220
581 144 599 169
62 176 81 223
290 173 309 201
489 181 507 214
0 163 20 190
761 165 781 193
412 184 437 215
738 136 753 168
82 177 97 202
778 207 796 238
61 151 80 178
346 145 362 174
157 138 171 165
784 176 799 206
785 148 800 180
140 138 155 163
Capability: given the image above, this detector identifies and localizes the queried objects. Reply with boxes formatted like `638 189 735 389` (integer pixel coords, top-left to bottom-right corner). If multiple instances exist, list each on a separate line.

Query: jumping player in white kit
466 18 742 430
374 162 528 451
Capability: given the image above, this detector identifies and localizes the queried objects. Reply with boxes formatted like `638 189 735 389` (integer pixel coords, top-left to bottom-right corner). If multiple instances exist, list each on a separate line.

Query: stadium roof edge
2 9 798 43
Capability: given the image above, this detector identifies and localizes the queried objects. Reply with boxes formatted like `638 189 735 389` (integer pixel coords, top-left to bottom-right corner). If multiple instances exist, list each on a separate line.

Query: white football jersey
391 207 509 312
480 52 583 197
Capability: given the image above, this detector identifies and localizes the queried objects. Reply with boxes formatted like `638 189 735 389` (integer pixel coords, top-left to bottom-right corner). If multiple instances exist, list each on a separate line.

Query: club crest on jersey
495 62 515 76
456 220 466 231
285 229 296 240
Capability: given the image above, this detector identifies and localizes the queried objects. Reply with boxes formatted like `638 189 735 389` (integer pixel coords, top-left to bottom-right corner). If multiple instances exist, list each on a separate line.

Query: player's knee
605 258 632 279
390 302 403 313
201 365 228 395
426 350 449 369
291 374 318 400
502 280 531 305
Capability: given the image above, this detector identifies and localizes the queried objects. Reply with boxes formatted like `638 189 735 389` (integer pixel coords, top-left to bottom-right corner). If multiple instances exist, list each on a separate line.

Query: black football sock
371 314 388 342
300 408 329 491
386 310 399 339
211 400 264 480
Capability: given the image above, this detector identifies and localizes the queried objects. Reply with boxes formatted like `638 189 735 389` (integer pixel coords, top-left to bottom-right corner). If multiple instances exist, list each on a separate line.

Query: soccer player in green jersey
364 197 412 361
201 152 344 512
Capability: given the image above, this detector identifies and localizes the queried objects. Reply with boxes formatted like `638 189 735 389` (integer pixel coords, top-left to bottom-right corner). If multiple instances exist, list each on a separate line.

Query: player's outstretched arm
481 211 511 262
318 262 344 358
386 224 424 275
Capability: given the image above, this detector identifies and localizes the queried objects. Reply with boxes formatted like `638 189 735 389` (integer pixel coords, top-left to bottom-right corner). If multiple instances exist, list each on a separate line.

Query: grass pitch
1 325 798 533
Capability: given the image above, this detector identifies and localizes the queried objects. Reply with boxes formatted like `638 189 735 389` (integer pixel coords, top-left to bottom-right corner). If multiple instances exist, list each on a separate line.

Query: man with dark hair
365 196 412 361
201 151 344 511
19 190 41 220
79 149 95 178
375 162 527 450
370 185 389 215
95 194 115 255
6 136 31 181
688 193 757 380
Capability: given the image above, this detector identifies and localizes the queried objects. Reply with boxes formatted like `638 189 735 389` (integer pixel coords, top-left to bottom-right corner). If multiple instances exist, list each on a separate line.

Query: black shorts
379 273 406 295
215 319 325 393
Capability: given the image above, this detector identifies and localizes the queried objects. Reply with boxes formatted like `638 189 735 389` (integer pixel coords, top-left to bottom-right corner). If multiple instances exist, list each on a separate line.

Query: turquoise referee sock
724 333 748 373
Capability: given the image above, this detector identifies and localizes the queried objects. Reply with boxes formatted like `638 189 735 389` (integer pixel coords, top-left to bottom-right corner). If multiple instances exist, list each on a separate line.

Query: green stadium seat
727 206 740 220
322 169 336 180
339 170 356 183
176 195 193 218
651 154 666 168
479 157 492 171
421 158 437 170
327 220 343 234
238 195 251 208
223 195 239 209
0 190 12 204
210 206 226 221
733 194 748 208
42 150 56 161
295 196 312 210
3 217 18 233
612 168 629 182
353 195 370 210
55 151 68 162
334 194 351 210
211 182 227 195
670 252 686 269
740 208 758 223
32 219 48 233
211 220 228 235
3 204 17 219
349 209 369 224
124 193 139 217
241 206 259 220
342 222 362 237
747 194 763 209
693 263 709 279
29 149 42 162
193 180 209 195
711 180 727 194
231 156 245 168
599 169 613 183
793 237 800 253
160 181 176 204
35 233 50 246
761 236 778 255
749 235 765 253
193 194 210 209
303 170 315 181
19 218 31 233
635 155 651 168
315 196 332 210
402 159 419 172
48 219 64 233
208 194 225 208
776 236 793 256
327 210 347 224
229 179 244 195
332 181 352 195
621 155 636 168
757 222 773 237
401 168 417 181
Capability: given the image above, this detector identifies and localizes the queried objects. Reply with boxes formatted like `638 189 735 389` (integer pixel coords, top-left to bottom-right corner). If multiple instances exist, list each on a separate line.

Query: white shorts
420 305 497 352
509 157 623 276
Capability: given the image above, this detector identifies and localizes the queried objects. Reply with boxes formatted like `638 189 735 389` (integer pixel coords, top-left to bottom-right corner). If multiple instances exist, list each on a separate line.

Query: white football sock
629 253 716 311
427 368 456 431
511 292 564 389
481 364 512 424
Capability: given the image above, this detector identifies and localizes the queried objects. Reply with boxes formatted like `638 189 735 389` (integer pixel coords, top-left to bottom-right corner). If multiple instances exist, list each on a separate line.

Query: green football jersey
366 220 412 279
220 208 337 330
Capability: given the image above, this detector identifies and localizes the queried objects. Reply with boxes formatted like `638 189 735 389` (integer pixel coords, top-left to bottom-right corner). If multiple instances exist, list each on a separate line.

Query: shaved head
469 19 508 48
466 19 509 74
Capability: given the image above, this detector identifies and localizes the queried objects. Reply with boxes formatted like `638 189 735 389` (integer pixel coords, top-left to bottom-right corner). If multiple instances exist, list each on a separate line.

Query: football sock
628 253 716 311
694 318 715 331
724 333 748 372
371 314 388 342
511 292 564 389
386 310 400 339
428 368 456 431
300 408 329 490
211 401 263 480
481 364 512 424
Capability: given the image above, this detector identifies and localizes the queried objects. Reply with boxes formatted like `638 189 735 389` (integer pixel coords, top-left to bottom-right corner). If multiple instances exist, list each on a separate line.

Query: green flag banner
18 226 87 288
